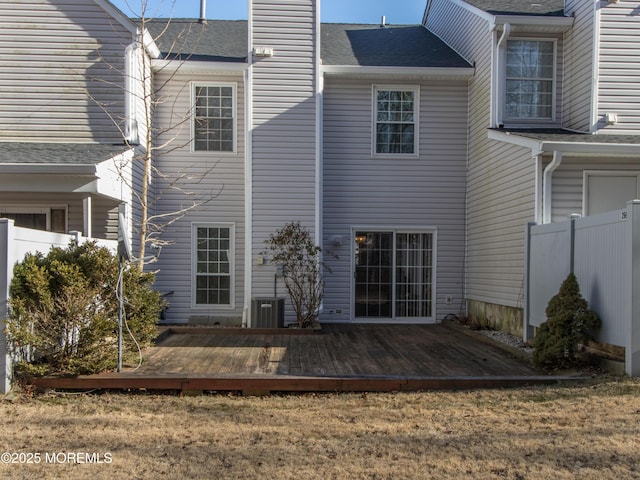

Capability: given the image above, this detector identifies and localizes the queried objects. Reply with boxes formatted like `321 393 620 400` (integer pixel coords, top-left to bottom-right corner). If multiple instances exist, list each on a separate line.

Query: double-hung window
374 86 419 156
193 224 234 307
193 84 236 152
505 40 555 121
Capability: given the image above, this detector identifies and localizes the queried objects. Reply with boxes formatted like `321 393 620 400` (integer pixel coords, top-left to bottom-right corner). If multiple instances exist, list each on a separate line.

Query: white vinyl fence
0 219 117 393
525 200 640 376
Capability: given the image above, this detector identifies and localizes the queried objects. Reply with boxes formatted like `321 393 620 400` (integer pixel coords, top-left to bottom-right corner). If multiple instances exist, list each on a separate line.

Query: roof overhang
489 129 640 157
322 65 475 81
0 148 135 201
492 15 574 34
93 0 160 58
151 59 248 74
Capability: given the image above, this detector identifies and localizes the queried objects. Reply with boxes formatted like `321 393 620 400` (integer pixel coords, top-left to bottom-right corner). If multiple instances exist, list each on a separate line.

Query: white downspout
244 3 254 328
542 150 562 224
495 23 511 127
124 42 140 145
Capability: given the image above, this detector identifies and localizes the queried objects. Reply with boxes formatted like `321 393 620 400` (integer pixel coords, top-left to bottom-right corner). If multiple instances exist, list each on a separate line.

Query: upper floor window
505 40 555 121
193 84 236 152
374 86 419 156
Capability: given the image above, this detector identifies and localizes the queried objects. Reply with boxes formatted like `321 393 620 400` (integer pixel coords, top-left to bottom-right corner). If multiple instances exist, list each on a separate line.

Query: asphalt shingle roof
145 19 248 62
322 24 472 68
144 19 471 68
463 0 566 16
0 143 133 165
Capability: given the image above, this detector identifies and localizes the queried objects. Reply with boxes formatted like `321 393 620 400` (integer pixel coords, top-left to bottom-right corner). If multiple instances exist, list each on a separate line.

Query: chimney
199 0 207 24
380 15 386 27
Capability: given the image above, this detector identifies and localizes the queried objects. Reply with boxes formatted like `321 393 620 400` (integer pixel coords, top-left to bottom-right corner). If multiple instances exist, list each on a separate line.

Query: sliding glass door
354 230 434 321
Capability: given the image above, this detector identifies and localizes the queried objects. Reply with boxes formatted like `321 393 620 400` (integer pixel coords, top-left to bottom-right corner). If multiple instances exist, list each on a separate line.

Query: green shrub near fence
4 240 164 377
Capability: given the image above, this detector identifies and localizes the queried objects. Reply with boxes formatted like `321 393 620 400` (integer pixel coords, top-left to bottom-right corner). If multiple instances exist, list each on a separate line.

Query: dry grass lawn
0 378 638 479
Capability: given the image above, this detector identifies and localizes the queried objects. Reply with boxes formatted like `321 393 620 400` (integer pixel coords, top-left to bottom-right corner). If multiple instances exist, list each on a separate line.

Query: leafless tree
85 0 219 268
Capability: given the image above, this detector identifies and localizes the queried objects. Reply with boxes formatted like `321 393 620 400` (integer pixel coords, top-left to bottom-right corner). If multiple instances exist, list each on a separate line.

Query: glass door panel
395 233 433 318
354 231 393 317
354 230 434 320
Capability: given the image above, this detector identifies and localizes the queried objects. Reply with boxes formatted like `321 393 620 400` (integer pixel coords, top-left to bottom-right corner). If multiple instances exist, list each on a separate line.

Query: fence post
523 222 536 343
626 200 640 376
569 214 581 275
0 219 14 393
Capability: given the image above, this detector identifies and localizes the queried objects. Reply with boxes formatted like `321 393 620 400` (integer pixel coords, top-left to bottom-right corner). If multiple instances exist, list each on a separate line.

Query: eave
493 15 574 33
151 59 248 74
488 130 640 157
321 65 475 81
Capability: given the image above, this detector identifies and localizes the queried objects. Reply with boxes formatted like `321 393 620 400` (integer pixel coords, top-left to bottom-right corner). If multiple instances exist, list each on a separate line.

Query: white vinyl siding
0 0 133 143
563 0 597 132
426 0 549 308
597 0 640 132
550 158 640 222
250 0 319 307
373 86 419 156
322 77 467 323
152 71 246 323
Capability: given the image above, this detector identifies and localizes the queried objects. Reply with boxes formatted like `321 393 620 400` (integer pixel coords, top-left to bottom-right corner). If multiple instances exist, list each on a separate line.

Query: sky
110 0 426 25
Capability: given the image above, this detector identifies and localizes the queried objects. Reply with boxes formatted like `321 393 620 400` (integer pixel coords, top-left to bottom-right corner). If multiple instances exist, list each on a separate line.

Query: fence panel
527 221 571 328
1 219 117 393
573 211 627 347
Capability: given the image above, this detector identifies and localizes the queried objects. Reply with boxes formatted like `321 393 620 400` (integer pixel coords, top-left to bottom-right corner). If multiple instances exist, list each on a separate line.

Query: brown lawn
0 377 638 479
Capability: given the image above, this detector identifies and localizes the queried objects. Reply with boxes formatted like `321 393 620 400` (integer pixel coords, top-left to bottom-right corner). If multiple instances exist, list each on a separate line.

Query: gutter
321 65 474 80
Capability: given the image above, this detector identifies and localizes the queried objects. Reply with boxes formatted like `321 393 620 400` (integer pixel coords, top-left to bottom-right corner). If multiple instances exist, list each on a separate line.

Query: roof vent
199 0 207 24
380 15 386 27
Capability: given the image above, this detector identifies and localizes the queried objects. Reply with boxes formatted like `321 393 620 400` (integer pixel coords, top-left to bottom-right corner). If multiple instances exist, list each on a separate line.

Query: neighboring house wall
0 192 118 239
597 0 640 133
0 0 133 143
152 70 246 324
563 0 596 132
250 0 320 308
322 77 468 322
426 0 540 331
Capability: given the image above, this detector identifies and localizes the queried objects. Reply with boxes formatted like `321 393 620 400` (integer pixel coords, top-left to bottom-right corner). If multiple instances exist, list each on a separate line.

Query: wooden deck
30 323 581 394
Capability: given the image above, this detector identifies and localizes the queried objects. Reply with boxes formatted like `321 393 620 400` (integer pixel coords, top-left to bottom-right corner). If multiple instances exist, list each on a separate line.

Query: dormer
486 2 574 129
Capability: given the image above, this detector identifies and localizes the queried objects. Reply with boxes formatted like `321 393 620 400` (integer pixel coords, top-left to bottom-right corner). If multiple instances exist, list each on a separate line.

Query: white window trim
350 226 437 324
582 170 640 216
502 37 557 126
191 82 238 155
371 85 420 158
191 222 236 309
0 205 68 232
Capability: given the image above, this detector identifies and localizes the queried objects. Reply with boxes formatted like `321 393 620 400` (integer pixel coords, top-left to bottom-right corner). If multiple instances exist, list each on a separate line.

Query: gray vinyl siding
550 157 640 222
250 0 319 304
322 78 467 322
152 71 246 323
466 141 536 307
597 0 640 132
0 0 133 143
563 0 596 132
426 0 537 308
